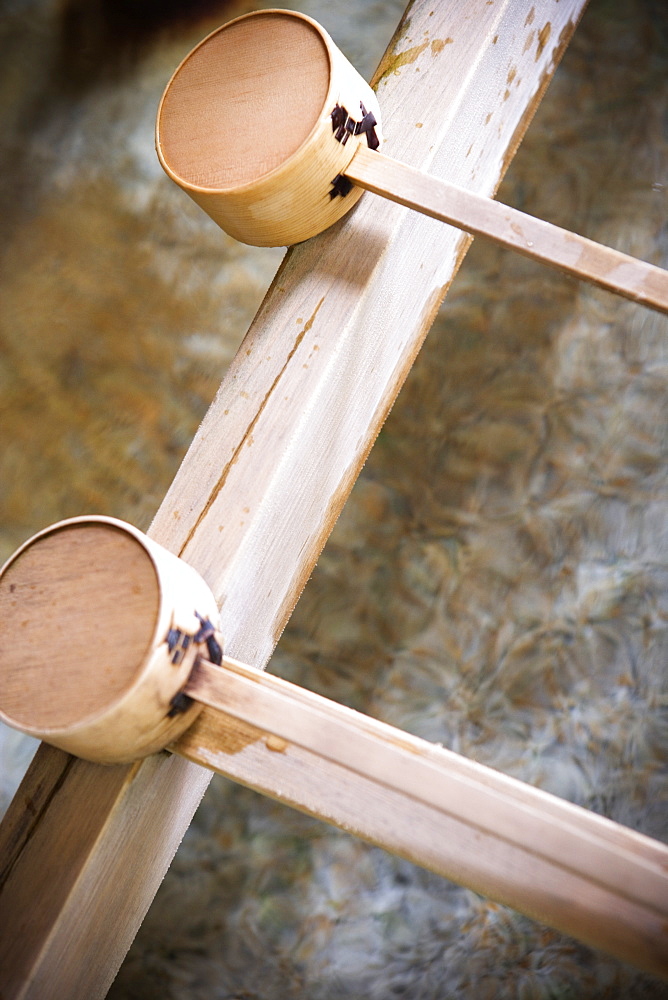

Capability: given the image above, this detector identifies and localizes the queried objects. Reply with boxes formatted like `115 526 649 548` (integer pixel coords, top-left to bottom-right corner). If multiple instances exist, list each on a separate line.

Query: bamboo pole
0 3 590 997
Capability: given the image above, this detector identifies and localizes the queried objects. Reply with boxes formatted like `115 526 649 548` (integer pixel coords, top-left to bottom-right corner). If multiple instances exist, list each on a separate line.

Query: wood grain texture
346 146 668 313
0 2 589 997
0 746 207 1000
178 657 668 978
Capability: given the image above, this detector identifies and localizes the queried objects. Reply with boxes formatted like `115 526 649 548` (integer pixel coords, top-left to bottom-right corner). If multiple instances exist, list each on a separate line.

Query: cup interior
0 522 160 731
158 11 332 191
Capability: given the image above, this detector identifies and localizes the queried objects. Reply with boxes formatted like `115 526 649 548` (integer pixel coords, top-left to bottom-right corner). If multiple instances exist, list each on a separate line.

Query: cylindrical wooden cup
155 8 383 247
0 516 220 764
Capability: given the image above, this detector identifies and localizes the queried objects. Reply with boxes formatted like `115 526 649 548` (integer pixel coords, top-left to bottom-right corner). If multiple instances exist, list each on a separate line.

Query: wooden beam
0 2 588 997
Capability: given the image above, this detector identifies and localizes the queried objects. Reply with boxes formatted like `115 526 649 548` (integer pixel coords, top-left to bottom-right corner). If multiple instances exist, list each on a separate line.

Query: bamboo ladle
156 8 668 314
0 516 667 978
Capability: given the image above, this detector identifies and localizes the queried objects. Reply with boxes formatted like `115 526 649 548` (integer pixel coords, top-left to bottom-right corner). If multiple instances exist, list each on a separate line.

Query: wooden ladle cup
156 8 382 247
0 517 220 763
156 7 668 313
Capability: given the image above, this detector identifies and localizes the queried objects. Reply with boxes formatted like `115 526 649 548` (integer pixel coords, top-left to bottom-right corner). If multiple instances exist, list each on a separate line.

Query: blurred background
0 0 667 996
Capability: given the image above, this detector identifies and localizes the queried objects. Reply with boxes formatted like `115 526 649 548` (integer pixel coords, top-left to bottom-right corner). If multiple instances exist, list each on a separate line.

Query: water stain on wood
536 22 552 60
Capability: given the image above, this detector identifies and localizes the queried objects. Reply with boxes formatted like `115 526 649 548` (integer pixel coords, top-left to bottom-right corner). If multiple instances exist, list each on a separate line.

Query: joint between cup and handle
329 100 380 200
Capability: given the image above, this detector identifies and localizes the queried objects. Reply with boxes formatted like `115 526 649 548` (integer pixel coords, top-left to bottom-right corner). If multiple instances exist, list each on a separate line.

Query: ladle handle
179 655 668 979
346 147 668 315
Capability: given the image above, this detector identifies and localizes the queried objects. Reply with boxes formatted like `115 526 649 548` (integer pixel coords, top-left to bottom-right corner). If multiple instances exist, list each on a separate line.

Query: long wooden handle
181 656 668 979
346 146 668 314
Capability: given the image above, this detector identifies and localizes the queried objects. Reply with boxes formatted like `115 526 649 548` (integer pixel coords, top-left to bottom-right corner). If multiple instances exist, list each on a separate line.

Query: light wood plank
346 147 668 313
0 3 589 997
178 657 668 979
